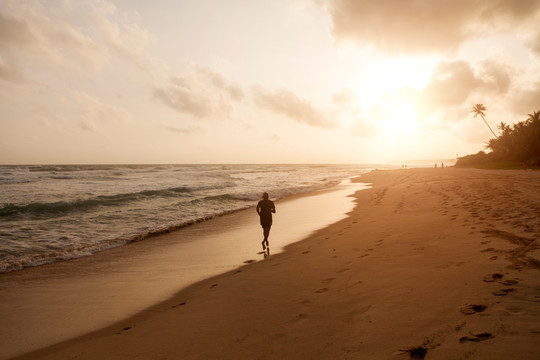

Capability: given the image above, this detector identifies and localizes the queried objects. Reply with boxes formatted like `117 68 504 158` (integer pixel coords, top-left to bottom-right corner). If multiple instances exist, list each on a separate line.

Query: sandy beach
0 179 367 359
3 168 540 360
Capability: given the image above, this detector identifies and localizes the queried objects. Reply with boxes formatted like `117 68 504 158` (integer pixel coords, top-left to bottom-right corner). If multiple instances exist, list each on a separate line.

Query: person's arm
271 202 276 213
256 202 261 215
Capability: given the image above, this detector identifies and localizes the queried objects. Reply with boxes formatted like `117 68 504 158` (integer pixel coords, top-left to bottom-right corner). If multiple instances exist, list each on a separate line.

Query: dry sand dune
9 168 540 360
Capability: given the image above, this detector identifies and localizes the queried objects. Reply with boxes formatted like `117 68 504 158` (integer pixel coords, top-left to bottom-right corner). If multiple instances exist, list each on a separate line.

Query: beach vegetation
471 104 498 139
456 110 540 169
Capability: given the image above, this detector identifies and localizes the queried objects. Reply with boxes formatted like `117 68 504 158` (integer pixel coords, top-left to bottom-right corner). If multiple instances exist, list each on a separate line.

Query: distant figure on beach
256 192 275 251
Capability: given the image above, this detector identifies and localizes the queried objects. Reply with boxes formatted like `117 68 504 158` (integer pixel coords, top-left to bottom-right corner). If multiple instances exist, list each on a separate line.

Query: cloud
0 0 161 84
0 2 107 78
330 88 378 137
154 67 243 119
72 91 131 131
332 88 357 108
32 114 52 128
424 61 486 110
393 60 515 115
511 81 540 113
253 87 336 128
196 67 244 101
528 30 540 56
0 10 34 45
87 2 161 73
345 58 518 135
0 57 26 83
326 0 540 54
350 115 379 138
478 59 513 94
161 124 205 135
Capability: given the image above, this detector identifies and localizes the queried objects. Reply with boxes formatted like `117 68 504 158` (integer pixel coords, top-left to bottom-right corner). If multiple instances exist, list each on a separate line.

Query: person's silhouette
256 192 275 251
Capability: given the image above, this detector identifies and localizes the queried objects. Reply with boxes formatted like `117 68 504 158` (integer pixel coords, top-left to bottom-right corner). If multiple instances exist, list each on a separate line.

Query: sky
1 0 539 165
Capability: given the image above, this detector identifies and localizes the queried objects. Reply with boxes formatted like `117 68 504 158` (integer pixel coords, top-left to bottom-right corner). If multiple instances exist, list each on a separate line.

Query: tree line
455 106 540 168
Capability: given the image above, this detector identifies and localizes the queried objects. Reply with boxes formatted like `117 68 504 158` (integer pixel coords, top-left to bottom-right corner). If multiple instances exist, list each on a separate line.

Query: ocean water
0 164 381 273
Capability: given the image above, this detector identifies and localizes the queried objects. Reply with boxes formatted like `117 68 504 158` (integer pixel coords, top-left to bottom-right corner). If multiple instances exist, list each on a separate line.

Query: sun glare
350 57 433 108
378 102 419 137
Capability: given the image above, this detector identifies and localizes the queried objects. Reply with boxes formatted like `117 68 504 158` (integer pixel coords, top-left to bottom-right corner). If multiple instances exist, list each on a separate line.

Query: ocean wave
197 193 253 203
0 164 375 273
27 165 113 172
0 206 252 273
50 175 74 180
0 186 195 218
0 177 34 185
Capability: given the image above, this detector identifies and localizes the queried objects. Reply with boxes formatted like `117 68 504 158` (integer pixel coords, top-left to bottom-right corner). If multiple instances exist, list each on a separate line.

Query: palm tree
471 104 498 138
526 111 540 124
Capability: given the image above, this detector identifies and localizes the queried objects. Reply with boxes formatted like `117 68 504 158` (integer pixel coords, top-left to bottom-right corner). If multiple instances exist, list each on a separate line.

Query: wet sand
4 168 540 359
0 180 367 359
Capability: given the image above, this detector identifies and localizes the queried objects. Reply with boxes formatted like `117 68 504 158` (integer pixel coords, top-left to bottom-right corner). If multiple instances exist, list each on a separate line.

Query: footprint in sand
172 302 187 308
459 332 494 343
286 313 308 324
321 277 335 284
460 304 487 315
482 273 504 282
399 346 427 359
116 326 133 335
315 288 328 294
492 288 515 296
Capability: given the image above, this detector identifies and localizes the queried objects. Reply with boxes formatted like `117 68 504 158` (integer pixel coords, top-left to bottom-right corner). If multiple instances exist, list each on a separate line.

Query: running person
256 192 275 251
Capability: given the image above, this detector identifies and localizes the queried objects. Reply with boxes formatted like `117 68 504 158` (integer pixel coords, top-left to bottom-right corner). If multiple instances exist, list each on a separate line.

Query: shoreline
1 164 372 274
0 179 368 359
5 168 540 359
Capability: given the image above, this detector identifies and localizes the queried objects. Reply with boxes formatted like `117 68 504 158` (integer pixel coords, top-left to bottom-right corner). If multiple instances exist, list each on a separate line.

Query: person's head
262 192 269 200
